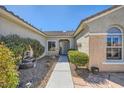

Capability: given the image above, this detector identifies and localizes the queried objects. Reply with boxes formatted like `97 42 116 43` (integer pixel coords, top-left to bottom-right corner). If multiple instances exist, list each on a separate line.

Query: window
106 27 122 60
48 41 56 51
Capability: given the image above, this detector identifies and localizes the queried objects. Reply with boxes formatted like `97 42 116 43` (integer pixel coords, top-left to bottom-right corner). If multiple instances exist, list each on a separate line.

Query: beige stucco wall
88 6 124 34
87 6 124 72
0 15 47 57
89 35 124 72
74 27 89 56
46 37 74 56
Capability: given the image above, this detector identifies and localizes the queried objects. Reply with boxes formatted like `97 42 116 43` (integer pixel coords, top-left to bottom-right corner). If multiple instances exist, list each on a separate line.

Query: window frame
106 27 123 62
47 40 57 51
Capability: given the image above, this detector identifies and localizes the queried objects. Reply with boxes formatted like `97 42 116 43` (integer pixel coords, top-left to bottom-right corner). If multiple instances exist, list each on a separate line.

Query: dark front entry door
59 40 70 55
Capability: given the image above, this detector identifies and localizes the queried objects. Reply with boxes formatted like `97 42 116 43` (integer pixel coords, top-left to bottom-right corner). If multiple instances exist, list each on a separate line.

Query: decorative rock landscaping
70 63 124 88
18 56 58 88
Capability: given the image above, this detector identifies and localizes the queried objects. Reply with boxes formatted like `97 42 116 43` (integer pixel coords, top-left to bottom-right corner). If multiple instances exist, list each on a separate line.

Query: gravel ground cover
18 56 59 88
70 63 124 88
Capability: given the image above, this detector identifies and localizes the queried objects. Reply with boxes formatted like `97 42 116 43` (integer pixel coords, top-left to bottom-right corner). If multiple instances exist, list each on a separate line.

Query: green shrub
0 35 27 64
0 35 45 64
67 48 77 52
68 50 89 68
0 44 19 88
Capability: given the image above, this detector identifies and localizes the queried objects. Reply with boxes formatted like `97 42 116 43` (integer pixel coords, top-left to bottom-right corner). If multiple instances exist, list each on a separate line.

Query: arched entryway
59 39 70 55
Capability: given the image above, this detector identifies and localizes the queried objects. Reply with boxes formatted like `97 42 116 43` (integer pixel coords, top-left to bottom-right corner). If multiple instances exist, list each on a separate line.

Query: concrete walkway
46 55 74 88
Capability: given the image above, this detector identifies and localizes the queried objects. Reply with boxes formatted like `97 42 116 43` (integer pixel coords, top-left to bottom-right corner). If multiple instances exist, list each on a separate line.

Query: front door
59 40 70 55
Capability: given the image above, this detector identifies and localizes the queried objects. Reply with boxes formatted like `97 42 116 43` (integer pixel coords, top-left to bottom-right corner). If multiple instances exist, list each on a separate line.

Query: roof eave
0 6 47 37
73 22 87 37
47 35 74 38
73 5 123 37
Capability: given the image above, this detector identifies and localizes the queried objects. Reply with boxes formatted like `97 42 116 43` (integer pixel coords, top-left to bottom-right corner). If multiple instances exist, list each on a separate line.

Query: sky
5 5 111 32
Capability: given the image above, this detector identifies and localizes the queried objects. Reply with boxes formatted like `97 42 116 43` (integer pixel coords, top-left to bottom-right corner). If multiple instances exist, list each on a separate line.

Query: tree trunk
75 65 78 71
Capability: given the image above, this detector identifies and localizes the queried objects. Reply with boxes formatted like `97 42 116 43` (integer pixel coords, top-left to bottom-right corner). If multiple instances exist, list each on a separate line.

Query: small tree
0 44 19 88
23 38 45 58
68 50 89 69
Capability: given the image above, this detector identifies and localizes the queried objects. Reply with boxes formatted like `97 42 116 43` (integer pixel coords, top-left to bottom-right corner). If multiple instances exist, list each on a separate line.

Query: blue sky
5 5 111 32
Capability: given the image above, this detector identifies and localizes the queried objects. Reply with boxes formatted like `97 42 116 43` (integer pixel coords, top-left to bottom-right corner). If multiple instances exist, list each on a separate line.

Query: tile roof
44 31 74 36
74 5 122 36
0 5 122 37
0 6 73 37
0 6 47 36
81 5 121 23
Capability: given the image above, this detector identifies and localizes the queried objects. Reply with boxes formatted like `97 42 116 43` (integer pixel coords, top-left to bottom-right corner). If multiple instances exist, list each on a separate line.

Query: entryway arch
59 39 70 55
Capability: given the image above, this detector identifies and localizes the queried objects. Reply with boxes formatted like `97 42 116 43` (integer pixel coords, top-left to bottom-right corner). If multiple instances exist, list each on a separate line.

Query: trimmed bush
0 44 19 88
1 35 26 64
67 48 77 52
0 35 45 64
68 50 89 68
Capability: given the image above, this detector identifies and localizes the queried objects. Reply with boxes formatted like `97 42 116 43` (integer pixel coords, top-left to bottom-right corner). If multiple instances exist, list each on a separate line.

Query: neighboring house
0 5 124 72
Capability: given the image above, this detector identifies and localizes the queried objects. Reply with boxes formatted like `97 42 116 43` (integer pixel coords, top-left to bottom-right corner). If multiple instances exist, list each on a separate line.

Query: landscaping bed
70 63 124 88
18 56 59 88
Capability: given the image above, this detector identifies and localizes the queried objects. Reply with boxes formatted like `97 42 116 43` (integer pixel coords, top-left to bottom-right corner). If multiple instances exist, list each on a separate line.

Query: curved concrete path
46 55 74 88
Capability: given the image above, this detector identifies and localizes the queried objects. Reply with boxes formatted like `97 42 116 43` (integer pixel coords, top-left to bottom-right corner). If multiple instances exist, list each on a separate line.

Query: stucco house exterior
0 5 124 72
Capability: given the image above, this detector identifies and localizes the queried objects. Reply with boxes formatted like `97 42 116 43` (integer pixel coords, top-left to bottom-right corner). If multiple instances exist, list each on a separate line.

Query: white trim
105 26 124 62
103 61 124 64
109 25 123 33
88 33 122 36
47 36 74 38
